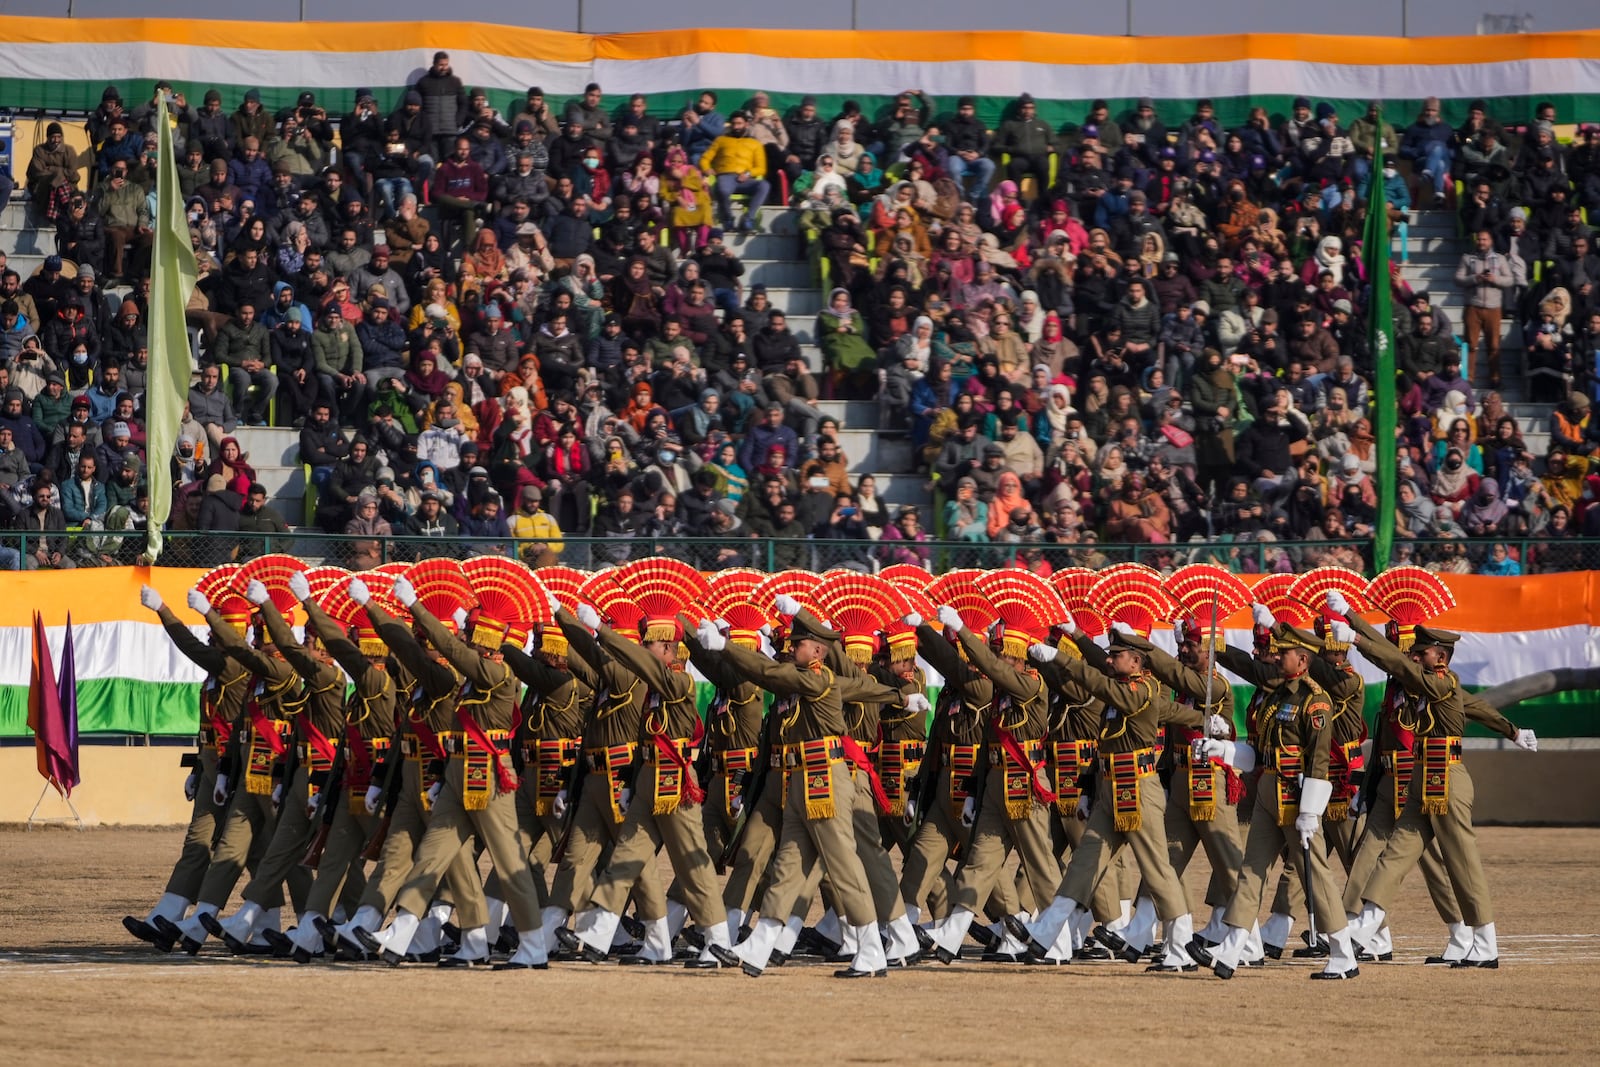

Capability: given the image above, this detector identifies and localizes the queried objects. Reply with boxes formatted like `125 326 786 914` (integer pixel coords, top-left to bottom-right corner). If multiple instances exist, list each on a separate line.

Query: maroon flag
28 612 79 797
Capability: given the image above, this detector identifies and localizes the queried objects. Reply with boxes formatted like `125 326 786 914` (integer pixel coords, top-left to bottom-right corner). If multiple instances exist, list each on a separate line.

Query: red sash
248 700 287 756
456 708 518 795
840 735 891 814
650 732 707 807
996 725 1057 812
344 723 375 792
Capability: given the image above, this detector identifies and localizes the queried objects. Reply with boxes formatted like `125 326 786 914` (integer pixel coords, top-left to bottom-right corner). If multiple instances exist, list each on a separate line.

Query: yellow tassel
806 799 835 820
1114 812 1142 833
1422 798 1449 816
1190 802 1217 822
1005 800 1029 820
463 790 489 811
1054 799 1074 816
535 797 552 817
1327 800 1349 823
246 773 272 795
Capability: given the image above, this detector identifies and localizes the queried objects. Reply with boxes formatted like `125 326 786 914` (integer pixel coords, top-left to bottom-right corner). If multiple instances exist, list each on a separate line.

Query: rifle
360 732 405 862
717 698 779 871
299 733 348 870
905 688 950 837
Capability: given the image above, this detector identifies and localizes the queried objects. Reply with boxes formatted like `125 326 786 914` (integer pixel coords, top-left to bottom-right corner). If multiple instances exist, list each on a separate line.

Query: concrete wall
2 744 1594 827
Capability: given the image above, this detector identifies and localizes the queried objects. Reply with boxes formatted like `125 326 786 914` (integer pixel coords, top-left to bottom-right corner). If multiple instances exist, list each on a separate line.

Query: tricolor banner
0 568 1595 740
0 19 1597 126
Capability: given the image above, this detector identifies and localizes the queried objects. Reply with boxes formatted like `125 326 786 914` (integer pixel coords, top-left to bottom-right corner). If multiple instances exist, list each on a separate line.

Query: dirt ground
2 825 1597 1065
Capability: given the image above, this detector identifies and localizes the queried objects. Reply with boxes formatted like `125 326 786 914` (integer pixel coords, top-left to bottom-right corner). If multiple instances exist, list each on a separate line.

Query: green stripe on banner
0 679 199 738
1 77 1593 131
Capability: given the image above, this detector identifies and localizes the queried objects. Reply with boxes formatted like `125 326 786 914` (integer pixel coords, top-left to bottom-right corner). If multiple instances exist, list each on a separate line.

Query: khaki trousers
303 797 376 917
722 766 785 916
164 747 224 898
899 771 988 921
549 770 666 916
1324 813 1359 873
395 756 541 932
1058 773 1188 921
359 760 489 929
1224 775 1345 933
589 768 723 927
1342 768 1460 923
757 760 878 927
950 766 1061 916
1363 761 1492 925
670 770 739 909
240 766 315 908
198 787 306 912
787 767 909 924
1164 763 1244 909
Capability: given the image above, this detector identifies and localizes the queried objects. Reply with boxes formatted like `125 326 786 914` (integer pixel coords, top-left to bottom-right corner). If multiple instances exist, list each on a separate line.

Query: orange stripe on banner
0 18 1595 69
1232 572 1598 632
0 567 207 628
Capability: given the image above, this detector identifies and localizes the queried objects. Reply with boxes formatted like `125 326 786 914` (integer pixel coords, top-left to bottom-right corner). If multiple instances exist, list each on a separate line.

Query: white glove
364 785 383 815
1074 793 1090 821
577 603 601 631
1251 603 1274 629
245 579 270 606
391 575 417 607
425 781 442 807
730 793 744 817
270 782 283 810
288 570 311 603
696 619 726 651
960 796 975 827
1348 791 1367 817
1514 729 1538 752
901 612 922 627
183 770 198 802
212 774 229 806
619 786 632 814
140 584 164 612
188 589 212 616
1061 615 1079 637
1173 622 1186 644
553 789 568 819
774 594 801 616
902 796 918 827
1331 621 1356 645
937 605 964 633
904 693 931 716
1206 713 1232 738
1029 642 1058 663
305 792 321 820
547 591 561 616
1111 621 1135 638
1294 811 1319 850
1197 738 1230 762
347 577 370 605
452 608 469 631
1326 590 1350 617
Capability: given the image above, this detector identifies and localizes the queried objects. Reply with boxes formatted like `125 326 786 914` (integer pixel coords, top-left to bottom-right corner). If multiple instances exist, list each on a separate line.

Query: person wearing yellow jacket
699 111 770 233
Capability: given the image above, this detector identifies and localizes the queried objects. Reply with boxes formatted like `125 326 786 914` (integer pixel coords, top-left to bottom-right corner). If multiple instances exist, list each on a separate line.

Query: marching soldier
1202 626 1360 980
1339 588 1537 970
205 570 351 955
123 578 251 949
159 579 309 954
566 559 733 968
707 604 916 978
341 565 491 965
361 561 548 970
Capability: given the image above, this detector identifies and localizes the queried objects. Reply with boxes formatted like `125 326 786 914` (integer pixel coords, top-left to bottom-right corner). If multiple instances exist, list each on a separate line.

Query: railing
6 529 1599 575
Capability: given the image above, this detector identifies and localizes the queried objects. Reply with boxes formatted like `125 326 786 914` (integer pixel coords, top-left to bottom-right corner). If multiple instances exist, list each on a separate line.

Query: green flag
143 99 198 564
1364 118 1396 575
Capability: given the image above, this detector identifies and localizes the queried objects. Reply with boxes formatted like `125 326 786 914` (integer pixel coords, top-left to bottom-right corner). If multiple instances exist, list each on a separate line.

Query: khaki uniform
1052 654 1200 923
721 707 787 917
157 608 251 899
899 623 1015 922
392 604 543 934
941 629 1062 916
296 600 400 918
1303 648 1368 871
874 662 929 858
584 624 724 927
1138 642 1244 911
1223 674 1346 935
238 601 355 913
681 632 765 893
193 610 310 913
1347 618 1499 927
546 609 666 918
363 604 488 930
719 641 907 928
491 644 593 902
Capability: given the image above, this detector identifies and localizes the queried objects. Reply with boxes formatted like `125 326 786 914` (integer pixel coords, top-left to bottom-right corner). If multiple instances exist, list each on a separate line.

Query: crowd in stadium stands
4 56 1600 573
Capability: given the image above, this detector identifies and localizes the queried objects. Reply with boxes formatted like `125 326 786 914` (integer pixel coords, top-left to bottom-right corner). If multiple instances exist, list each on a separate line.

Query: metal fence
8 528 1600 576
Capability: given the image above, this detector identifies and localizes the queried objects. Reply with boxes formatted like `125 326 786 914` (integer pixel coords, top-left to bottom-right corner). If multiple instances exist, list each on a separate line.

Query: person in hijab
817 286 875 387
945 475 990 544
1461 476 1513 537
986 470 1027 539
1103 471 1171 543
1430 445 1480 519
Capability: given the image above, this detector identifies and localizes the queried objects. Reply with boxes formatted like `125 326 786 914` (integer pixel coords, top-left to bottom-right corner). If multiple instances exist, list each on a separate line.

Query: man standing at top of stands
413 51 468 163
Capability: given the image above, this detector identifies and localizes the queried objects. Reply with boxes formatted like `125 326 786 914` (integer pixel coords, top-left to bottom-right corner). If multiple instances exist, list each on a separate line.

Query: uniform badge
1311 713 1326 731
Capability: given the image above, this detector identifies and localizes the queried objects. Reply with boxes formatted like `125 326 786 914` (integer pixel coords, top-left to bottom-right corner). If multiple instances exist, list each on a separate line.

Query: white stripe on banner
0 621 206 689
0 45 1595 104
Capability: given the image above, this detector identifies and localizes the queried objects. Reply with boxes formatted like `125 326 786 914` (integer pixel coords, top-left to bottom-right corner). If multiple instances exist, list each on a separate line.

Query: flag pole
1365 114 1397 576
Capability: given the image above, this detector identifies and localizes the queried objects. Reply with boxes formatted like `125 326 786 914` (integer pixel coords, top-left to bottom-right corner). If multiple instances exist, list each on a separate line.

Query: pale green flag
143 98 198 564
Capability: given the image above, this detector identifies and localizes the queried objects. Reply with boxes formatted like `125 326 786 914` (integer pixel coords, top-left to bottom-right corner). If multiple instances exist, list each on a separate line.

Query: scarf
1432 455 1472 499
988 473 1026 538
1461 477 1509 528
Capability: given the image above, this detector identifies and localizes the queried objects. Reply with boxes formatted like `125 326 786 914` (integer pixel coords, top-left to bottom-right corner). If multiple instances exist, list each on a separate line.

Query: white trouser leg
288 912 325 953
247 907 280 945
506 926 549 966
737 916 783 971
695 921 733 964
775 914 805 955
665 899 689 940
838 922 859 956
845 923 887 973
540 906 569 952
1027 895 1081 951
1348 901 1386 947
451 925 489 961
1323 925 1357 975
1158 913 1195 967
1122 896 1159 952
1212 924 1251 971
1466 922 1498 962
341 905 385 949
641 916 673 961
1261 911 1294 950
903 903 920 926
146 892 191 924
726 907 746 934
382 910 421 956
1106 898 1134 932
1242 921 1265 963
885 914 920 959
931 906 977 955
485 896 508 932
1199 904 1228 943
1439 921 1472 961
814 908 842 946
219 900 264 942
574 907 621 956
411 912 442 954
1368 925 1393 956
